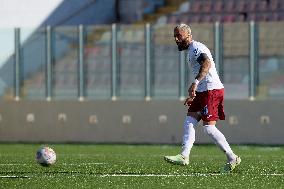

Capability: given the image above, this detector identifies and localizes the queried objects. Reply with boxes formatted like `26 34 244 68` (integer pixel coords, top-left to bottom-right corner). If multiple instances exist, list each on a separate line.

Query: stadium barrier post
78 24 85 101
14 28 21 101
145 23 152 101
46 26 53 101
214 21 224 82
179 50 186 101
249 21 258 100
111 23 118 101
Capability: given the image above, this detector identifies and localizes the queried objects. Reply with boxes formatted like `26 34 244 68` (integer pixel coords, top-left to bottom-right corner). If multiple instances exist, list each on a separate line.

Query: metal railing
0 22 283 101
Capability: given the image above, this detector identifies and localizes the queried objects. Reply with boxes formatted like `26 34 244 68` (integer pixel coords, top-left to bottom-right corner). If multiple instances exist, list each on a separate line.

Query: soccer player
164 23 241 173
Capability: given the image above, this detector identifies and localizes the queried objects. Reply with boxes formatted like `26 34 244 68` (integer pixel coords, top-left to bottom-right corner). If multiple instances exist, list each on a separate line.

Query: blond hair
174 23 192 35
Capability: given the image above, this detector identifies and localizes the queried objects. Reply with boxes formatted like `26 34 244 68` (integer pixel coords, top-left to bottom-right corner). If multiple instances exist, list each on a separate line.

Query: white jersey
188 40 224 92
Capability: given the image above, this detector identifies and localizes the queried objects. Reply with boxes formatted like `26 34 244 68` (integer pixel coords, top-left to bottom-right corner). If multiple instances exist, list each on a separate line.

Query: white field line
0 162 106 166
1 173 284 178
260 173 284 176
57 153 284 159
62 162 107 165
0 163 28 166
99 173 223 177
99 173 284 177
0 175 30 178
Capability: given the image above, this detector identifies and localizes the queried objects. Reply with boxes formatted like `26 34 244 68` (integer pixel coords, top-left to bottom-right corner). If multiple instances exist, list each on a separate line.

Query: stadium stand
119 0 166 23
153 0 284 24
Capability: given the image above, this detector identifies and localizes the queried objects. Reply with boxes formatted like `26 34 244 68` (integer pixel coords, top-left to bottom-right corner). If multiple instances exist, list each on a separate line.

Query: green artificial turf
0 144 283 189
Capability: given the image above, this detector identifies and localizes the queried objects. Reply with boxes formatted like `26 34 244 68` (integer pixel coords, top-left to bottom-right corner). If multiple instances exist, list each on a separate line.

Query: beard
177 41 189 51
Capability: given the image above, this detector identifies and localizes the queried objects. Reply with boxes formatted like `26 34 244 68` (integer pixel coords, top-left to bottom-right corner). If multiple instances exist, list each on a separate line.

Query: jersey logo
193 48 198 56
207 115 212 119
201 105 208 116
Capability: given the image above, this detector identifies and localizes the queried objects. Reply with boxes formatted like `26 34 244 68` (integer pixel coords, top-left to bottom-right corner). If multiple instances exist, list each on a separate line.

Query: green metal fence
0 22 283 101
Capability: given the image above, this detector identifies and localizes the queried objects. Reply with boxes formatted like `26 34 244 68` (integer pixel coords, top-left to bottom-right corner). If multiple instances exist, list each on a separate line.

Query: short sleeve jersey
188 40 224 92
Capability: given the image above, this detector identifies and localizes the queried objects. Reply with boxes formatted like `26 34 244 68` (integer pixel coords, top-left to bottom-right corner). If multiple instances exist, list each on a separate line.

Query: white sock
181 116 198 158
203 125 237 163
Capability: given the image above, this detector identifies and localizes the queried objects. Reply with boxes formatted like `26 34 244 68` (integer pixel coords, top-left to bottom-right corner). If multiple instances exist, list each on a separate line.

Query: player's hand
188 83 197 98
183 96 195 106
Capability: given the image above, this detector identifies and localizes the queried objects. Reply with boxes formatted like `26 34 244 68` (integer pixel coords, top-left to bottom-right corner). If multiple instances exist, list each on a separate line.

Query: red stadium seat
224 1 235 12
163 0 283 25
189 1 201 13
280 1 284 11
222 14 236 23
235 0 247 12
213 0 223 13
257 0 268 12
269 0 279 11
203 1 212 13
201 14 212 23
247 0 257 12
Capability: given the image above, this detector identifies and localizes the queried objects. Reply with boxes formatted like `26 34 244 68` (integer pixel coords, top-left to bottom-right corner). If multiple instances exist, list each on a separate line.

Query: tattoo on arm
195 53 211 81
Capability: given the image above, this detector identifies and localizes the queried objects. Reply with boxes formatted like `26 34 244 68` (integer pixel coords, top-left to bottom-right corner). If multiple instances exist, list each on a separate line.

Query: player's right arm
188 53 211 98
185 53 211 107
195 53 211 83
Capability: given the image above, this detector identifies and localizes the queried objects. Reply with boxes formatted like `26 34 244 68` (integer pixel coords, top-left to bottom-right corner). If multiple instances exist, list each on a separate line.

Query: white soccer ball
36 146 56 166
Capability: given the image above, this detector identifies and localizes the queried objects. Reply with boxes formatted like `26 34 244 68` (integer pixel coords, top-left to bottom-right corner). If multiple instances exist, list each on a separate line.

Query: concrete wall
0 100 283 144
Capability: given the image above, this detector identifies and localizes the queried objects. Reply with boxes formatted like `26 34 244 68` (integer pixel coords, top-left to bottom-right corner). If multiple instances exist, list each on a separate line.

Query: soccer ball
36 146 56 166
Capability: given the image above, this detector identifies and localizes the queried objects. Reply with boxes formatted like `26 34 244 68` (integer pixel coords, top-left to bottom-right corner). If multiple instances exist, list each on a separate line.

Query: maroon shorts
188 89 225 121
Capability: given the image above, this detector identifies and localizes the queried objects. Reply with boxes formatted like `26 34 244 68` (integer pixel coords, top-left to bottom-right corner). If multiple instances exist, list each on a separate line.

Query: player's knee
203 125 214 136
185 116 199 127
